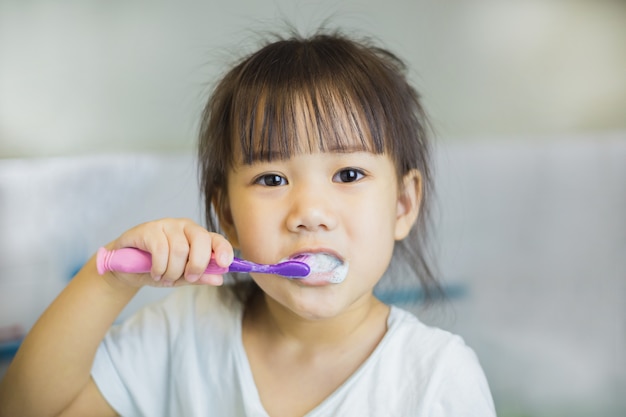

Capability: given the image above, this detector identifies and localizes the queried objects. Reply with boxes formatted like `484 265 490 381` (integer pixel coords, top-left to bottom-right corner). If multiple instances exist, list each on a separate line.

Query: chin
286 294 349 320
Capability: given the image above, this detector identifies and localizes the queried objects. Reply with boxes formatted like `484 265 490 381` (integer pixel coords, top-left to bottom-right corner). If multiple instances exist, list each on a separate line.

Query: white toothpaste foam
299 253 348 284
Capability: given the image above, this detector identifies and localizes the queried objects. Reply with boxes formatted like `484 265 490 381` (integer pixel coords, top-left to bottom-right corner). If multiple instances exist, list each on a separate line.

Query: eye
254 173 288 187
333 168 365 183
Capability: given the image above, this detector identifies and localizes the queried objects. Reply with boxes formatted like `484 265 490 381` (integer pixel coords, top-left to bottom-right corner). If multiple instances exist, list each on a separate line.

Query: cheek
350 189 398 236
228 199 281 261
345 192 398 266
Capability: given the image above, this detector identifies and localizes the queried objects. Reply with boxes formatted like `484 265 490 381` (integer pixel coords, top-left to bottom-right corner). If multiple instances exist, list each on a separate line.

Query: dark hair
198 29 441 303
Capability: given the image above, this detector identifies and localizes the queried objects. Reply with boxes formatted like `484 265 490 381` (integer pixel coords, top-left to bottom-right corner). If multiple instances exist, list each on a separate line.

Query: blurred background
1 1 625 416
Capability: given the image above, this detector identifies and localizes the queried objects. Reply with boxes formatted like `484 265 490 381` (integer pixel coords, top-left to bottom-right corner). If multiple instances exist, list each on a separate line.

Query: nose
285 183 338 233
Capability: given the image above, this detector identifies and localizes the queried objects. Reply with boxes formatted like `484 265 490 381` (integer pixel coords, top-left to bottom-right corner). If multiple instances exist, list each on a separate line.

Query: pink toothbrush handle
96 247 228 275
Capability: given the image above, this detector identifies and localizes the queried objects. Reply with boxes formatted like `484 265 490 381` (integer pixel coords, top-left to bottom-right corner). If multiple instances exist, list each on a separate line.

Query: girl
0 30 495 416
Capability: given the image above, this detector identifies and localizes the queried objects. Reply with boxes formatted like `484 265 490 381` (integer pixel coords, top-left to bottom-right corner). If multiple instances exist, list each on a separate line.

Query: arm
0 218 232 417
0 259 137 417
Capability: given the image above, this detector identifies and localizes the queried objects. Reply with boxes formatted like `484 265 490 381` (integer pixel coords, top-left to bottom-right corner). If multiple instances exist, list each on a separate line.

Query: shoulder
105 285 242 345
380 306 496 415
385 306 466 357
93 285 246 416
384 305 485 377
140 284 241 318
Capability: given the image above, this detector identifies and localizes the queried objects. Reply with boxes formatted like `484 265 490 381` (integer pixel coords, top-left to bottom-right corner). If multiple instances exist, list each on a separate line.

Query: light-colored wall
1 2 625 416
1 0 625 157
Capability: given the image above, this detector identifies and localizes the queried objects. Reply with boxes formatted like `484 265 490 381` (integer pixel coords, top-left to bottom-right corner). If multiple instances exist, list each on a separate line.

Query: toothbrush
96 247 310 278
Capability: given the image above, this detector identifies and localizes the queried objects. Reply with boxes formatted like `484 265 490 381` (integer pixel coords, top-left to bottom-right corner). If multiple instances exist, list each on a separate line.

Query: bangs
229 39 389 164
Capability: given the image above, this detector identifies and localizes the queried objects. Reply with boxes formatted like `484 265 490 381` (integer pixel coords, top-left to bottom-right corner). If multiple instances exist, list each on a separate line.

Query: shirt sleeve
91 295 176 417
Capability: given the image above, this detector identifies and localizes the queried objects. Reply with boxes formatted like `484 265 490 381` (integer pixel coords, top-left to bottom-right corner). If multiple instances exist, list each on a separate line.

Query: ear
394 169 422 241
213 189 240 248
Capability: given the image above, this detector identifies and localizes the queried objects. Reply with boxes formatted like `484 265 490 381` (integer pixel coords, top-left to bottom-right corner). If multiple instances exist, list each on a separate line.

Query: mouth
289 252 348 284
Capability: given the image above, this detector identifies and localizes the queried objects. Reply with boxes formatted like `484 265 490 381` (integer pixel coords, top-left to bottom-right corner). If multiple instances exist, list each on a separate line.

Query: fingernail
219 253 231 266
186 274 200 283
153 275 162 282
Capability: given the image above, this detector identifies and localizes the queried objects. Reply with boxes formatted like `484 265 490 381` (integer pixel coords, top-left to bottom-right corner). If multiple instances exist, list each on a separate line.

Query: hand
101 218 233 288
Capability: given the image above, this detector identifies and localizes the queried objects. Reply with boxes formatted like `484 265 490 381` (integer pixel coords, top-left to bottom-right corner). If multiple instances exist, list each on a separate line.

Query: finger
115 222 170 282
211 234 234 268
182 224 213 283
199 274 224 286
147 235 170 282
173 273 223 287
161 229 190 284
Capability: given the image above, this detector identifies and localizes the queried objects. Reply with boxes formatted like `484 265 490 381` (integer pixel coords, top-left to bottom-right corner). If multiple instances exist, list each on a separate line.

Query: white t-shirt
92 285 495 416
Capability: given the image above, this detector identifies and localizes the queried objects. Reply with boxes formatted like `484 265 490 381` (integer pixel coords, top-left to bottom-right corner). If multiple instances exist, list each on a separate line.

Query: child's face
220 148 419 319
